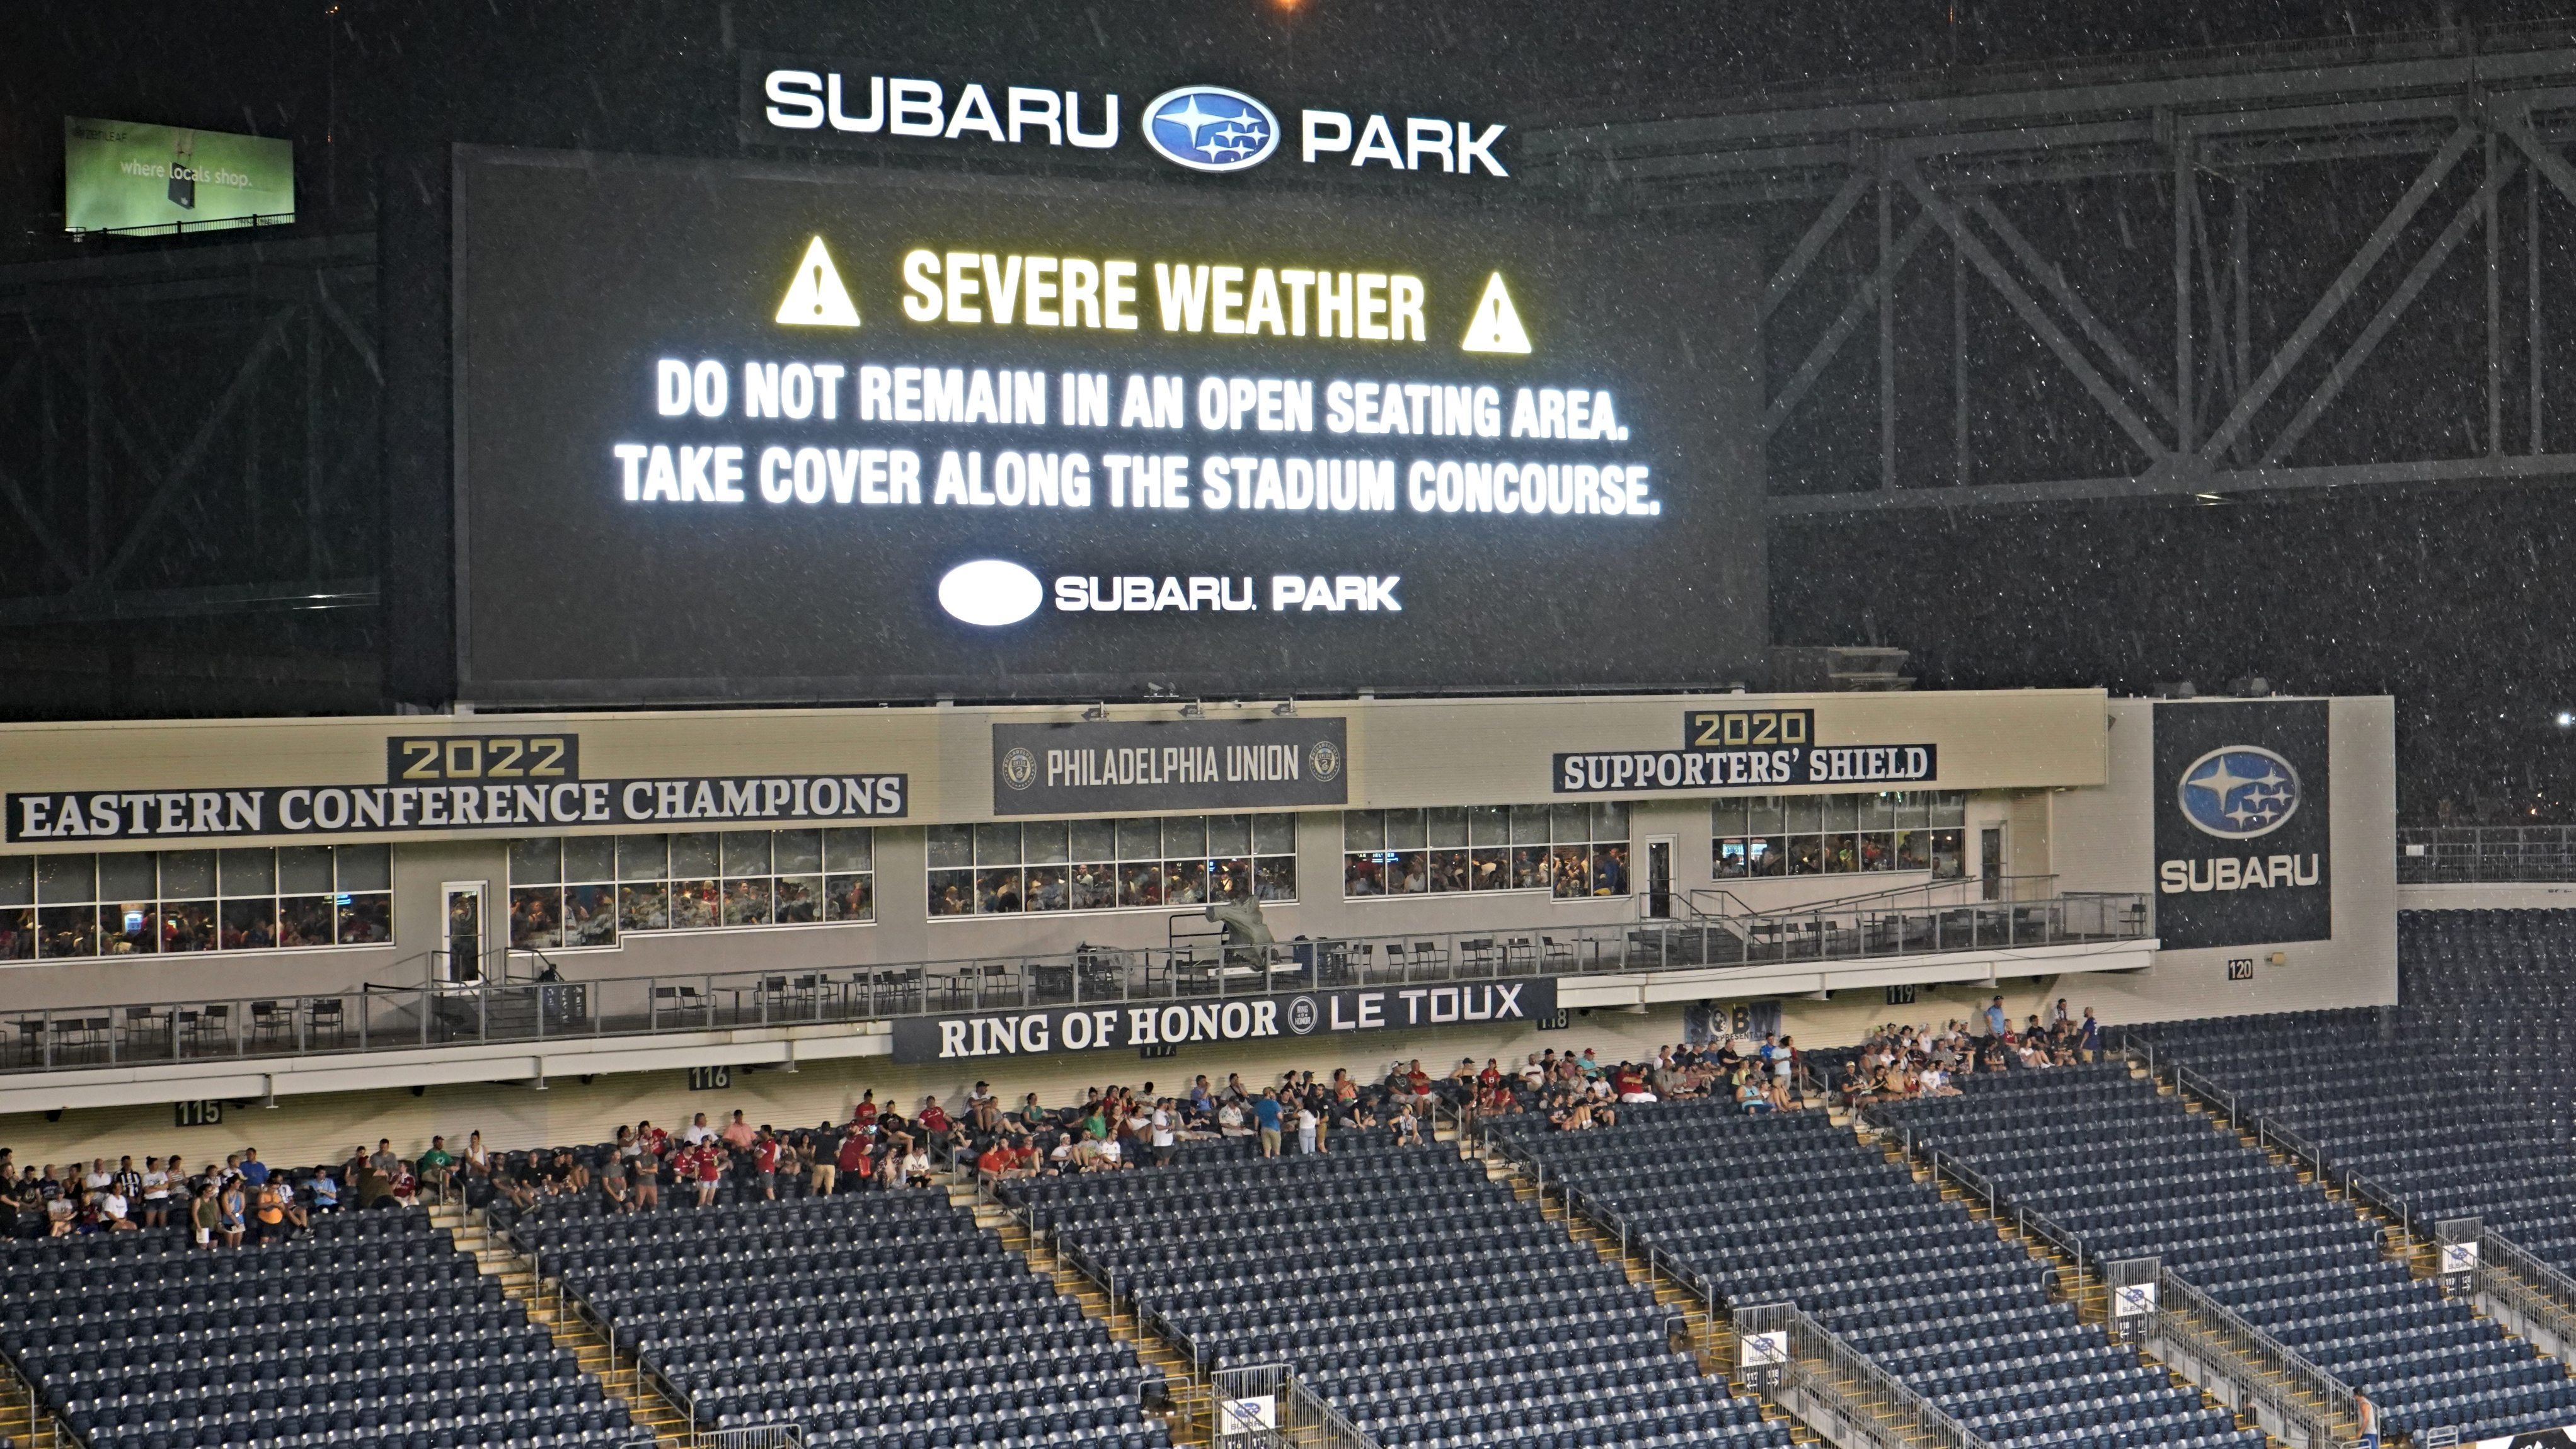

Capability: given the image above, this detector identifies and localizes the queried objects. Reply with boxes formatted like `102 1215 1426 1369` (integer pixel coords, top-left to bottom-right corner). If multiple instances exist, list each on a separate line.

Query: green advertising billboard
63 117 294 236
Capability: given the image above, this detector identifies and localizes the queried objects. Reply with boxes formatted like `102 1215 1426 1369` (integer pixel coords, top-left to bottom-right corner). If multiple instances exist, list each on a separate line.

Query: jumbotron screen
452 146 1761 703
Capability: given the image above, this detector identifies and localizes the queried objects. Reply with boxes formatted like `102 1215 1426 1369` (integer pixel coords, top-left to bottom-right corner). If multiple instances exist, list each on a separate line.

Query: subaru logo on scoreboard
2177 745 2302 839
2153 699 2330 951
1142 86 1280 173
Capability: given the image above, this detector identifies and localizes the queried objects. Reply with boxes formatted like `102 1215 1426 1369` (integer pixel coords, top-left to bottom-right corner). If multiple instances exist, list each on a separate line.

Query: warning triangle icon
1460 272 1531 354
776 236 860 327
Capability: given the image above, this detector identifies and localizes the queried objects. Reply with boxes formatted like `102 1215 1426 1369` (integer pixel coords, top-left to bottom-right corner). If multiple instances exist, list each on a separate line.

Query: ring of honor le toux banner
2152 698 2330 951
891 977 1558 1064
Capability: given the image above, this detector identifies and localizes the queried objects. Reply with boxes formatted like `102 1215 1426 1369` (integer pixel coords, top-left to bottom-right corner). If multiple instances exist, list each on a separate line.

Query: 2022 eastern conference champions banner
890 977 1556 1064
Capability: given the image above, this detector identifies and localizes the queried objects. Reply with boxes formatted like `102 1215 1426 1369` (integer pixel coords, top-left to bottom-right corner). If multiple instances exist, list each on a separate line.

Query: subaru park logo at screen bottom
2178 745 2301 838
936 560 1044 626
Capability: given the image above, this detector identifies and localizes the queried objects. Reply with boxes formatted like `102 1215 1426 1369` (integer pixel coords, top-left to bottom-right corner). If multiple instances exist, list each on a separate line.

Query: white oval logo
937 559 1043 627
1142 86 1280 173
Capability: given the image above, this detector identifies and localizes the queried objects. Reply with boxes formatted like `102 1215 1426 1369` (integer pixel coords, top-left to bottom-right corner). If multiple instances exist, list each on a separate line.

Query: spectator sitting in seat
1736 1075 1771 1115
967 1081 1001 1135
900 1140 933 1189
388 1159 418 1205
417 1136 456 1203
96 1186 137 1234
975 1135 1015 1189
250 1180 288 1244
308 1167 340 1215
1217 1099 1248 1139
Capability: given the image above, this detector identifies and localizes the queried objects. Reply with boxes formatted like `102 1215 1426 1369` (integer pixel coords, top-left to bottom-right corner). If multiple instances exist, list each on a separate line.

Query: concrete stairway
430 1202 695 1449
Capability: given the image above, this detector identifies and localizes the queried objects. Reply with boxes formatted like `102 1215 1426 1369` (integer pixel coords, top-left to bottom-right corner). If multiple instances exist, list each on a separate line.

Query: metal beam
97 309 294 587
1761 210 1936 438
1766 452 2576 515
0 577 380 628
1762 168 1872 321
1968 194 2177 423
2262 159 2519 465
2195 124 2479 462
1896 161 2170 461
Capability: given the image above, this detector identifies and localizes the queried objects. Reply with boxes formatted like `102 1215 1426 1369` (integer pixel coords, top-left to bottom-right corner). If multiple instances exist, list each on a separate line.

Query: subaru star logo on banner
2153 699 2330 950
1142 86 1280 173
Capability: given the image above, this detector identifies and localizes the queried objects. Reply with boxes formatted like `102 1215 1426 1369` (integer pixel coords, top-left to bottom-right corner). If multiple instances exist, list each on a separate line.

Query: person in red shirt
1478 1059 1504 1092
691 1143 722 1207
851 1091 878 1131
918 1098 952 1148
975 1138 1012 1189
754 1131 782 1202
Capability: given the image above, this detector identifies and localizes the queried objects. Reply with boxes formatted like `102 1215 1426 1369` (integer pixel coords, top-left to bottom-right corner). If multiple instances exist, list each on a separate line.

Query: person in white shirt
81 1160 113 1202
1150 1102 1176 1166
1295 1103 1321 1154
682 1113 715 1146
1217 1101 1248 1138
97 1191 135 1231
139 1159 172 1229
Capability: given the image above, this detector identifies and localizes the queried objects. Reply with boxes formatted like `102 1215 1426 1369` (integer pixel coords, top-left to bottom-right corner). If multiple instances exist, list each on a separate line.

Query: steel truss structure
0 233 381 626
1523 29 2576 513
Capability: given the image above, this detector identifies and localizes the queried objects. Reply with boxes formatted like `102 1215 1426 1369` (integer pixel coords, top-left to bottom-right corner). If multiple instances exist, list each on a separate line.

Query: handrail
1878 1103 2362 1438
0 890 2151 1077
2146 1270 2345 1448
1681 872 2065 921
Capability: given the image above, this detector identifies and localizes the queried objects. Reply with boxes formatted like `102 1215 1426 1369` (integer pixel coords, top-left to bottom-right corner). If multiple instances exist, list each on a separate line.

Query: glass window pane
218 849 275 898
1785 795 1823 833
1932 791 1967 827
1069 862 1117 909
1747 796 1784 835
924 825 973 870
1859 793 1895 830
1165 858 1209 903
1208 814 1251 857
161 900 216 952
0 857 28 908
618 834 669 880
1115 817 1162 861
1024 865 1068 911
773 829 822 875
337 895 392 946
563 835 616 884
722 832 772 878
509 888 563 949
335 844 392 893
824 874 874 921
1256 856 1296 901
1069 818 1115 862
975 868 1025 914
1025 820 1070 865
1163 816 1207 859
722 878 771 926
671 831 722 879
619 881 670 932
1825 794 1860 832
279 897 336 948
1710 799 1745 838
1253 813 1297 854
670 879 719 929
771 876 820 925
98 852 156 901
1895 793 1931 830
101 903 155 956
564 880 618 947
275 846 333 896
1426 807 1468 849
973 822 1023 866
823 827 873 873
1467 805 1509 847
1342 811 1384 852
928 871 975 916
220 897 276 950
1550 804 1588 844
1591 802 1629 841
507 838 561 886
35 854 95 905
38 905 98 957
1512 806 1551 845
1384 810 1425 850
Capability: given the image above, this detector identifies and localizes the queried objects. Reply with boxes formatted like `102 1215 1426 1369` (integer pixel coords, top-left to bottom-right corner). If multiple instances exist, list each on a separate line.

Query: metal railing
2475 1230 2576 1363
689 1428 803 1449
2398 825 2576 882
0 890 2148 1077
1209 1364 1378 1449
1739 1301 1992 1449
1880 1099 2361 1443
2149 1269 2352 1448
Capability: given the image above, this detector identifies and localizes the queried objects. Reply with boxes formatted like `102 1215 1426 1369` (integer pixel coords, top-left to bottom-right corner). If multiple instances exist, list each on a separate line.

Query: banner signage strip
8 773 908 844
1553 745 1937 795
890 976 1556 1063
992 717 1348 816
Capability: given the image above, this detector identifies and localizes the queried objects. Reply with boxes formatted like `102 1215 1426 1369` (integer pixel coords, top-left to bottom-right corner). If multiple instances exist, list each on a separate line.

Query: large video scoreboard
451 146 1761 704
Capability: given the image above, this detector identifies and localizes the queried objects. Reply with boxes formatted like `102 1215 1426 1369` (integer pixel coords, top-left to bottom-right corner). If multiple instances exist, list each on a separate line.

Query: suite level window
0 846 392 961
1711 792 1966 878
928 815 1298 918
1344 805 1631 900
506 828 875 950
